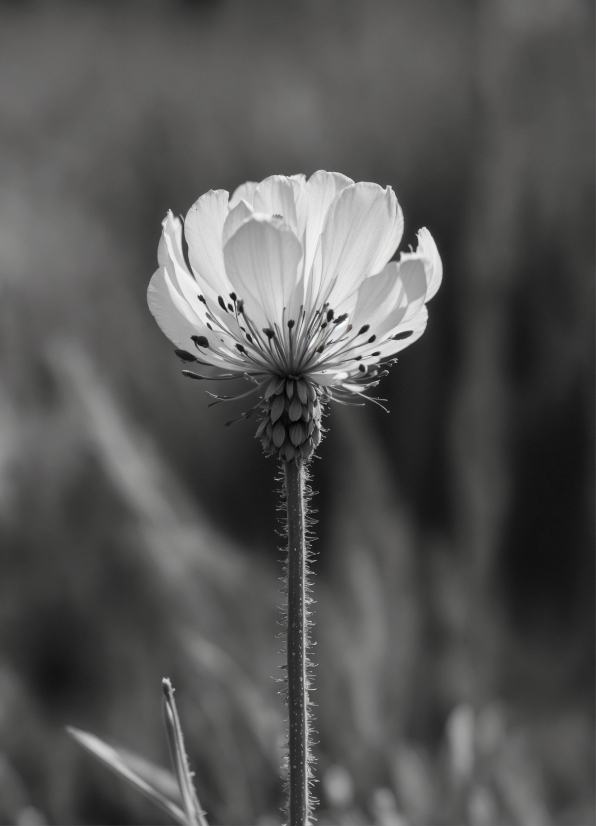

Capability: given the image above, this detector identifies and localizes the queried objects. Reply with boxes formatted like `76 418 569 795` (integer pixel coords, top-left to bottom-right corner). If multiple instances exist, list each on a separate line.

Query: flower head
148 171 442 460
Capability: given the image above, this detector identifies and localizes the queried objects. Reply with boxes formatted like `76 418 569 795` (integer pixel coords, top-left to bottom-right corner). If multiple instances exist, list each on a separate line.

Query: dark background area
0 1 593 824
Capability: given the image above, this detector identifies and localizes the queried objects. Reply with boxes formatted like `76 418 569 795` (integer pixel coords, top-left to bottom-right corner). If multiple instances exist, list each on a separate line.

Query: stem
284 458 310 825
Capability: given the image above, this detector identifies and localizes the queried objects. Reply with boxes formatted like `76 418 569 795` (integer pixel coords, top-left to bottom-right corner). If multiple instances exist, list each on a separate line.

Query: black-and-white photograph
0 1 593 824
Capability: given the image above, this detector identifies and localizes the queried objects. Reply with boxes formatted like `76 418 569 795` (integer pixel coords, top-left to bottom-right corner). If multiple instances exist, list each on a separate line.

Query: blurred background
0 1 593 824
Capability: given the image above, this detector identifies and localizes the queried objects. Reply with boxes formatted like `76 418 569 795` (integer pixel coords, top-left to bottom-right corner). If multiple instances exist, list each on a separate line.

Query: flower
148 171 442 461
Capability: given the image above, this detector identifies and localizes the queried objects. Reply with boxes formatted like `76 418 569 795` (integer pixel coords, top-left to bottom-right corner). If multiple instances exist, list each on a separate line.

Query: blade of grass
162 679 208 826
67 727 186 824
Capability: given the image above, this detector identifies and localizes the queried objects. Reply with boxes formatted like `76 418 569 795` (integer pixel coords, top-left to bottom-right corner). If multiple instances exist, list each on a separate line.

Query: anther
326 309 334 322
393 330 413 340
358 324 370 335
227 303 234 311
197 294 206 303
235 343 245 353
236 300 244 313
287 319 295 329
263 328 275 339
174 349 198 362
333 313 348 324
229 292 237 301
371 351 381 356
246 333 253 343
358 364 366 373
191 335 209 349
316 344 325 353
367 334 376 343
218 296 227 312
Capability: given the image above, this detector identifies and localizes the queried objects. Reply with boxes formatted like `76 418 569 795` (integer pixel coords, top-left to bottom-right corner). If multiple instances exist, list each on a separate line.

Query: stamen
358 325 370 335
392 330 413 340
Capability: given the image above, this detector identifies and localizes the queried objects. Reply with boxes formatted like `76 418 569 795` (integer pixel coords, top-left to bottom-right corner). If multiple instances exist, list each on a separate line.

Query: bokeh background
0 1 593 824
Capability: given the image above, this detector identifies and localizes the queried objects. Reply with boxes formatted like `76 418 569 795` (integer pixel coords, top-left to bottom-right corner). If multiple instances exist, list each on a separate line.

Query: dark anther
367 334 377 343
326 309 334 322
236 343 245 353
229 292 237 301
333 313 348 324
354 355 362 360
246 333 253 343
218 296 227 312
371 351 381 356
316 344 325 353
359 364 366 373
237 300 244 313
287 319 295 329
174 349 198 362
321 322 328 329
191 335 209 348
263 328 275 339
198 294 206 303
358 324 370 335
227 303 234 311
393 330 413 340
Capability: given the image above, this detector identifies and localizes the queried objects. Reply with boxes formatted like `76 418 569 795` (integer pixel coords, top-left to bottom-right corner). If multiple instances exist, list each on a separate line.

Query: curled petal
415 227 443 300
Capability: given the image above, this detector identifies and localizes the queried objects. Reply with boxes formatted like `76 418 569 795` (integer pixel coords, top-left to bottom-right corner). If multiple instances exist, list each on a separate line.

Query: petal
360 305 429 361
415 227 443 300
184 190 231 298
161 213 215 323
229 181 259 209
223 215 303 326
367 257 428 339
318 182 400 310
148 268 231 369
222 198 253 248
252 175 308 240
148 268 202 350
368 189 404 275
350 266 404 333
303 170 353 291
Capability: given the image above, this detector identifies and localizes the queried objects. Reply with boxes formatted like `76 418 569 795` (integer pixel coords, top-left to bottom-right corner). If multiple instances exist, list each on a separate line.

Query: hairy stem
284 458 310 825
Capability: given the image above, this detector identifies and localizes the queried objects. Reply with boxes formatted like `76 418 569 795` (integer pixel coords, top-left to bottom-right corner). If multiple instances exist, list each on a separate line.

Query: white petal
367 257 428 339
358 305 429 363
415 227 443 300
368 189 404 275
222 198 253 248
303 170 353 292
318 182 400 310
229 181 258 209
184 190 231 298
147 268 230 368
223 214 303 327
161 213 214 322
350 266 404 333
252 175 308 240
148 268 201 350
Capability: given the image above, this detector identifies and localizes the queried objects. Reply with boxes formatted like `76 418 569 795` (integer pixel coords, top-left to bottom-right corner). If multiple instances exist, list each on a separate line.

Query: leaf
67 727 186 824
162 679 209 826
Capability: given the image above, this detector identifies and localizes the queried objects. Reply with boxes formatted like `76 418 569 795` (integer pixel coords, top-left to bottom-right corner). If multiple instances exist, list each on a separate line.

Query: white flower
148 171 442 460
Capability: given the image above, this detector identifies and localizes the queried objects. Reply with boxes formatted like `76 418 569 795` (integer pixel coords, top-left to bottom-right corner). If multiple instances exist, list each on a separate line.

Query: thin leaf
67 727 186 825
162 679 208 826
